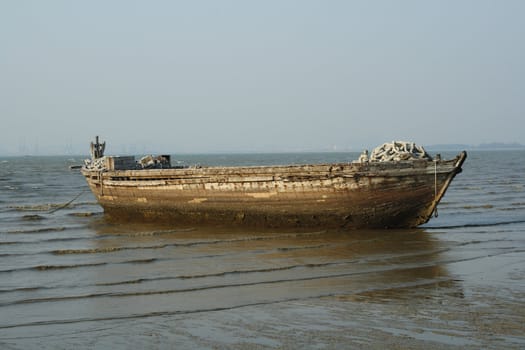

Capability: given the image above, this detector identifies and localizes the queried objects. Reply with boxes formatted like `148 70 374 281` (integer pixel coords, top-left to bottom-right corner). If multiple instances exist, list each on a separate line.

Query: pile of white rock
358 141 432 162
83 157 108 170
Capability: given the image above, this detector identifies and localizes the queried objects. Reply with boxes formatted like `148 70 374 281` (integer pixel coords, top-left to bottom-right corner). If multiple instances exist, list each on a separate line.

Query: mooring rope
48 190 87 214
434 160 439 217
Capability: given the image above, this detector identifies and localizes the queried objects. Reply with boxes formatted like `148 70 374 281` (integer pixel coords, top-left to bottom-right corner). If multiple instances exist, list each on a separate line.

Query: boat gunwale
81 155 463 181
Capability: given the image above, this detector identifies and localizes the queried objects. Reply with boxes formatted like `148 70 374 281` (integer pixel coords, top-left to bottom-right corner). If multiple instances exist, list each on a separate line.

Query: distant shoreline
426 142 525 151
1 146 524 158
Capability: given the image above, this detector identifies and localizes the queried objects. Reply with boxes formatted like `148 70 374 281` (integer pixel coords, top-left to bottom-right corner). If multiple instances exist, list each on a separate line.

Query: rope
434 160 438 218
48 190 87 214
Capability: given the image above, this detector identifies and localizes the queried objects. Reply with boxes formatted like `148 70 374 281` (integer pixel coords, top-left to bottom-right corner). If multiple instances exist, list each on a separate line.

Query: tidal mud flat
1 224 524 349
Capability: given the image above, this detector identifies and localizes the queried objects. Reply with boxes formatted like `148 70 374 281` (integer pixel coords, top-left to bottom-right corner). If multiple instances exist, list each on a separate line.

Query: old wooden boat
81 138 466 228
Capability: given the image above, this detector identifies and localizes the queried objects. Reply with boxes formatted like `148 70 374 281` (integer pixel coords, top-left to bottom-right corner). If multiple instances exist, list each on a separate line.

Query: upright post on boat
90 136 106 159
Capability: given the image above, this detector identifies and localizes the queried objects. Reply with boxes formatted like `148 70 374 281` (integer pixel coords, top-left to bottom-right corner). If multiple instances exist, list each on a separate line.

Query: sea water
0 151 524 349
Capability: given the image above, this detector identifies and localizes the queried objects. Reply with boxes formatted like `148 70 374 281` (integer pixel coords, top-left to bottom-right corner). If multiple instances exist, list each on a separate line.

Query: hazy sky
1 1 524 155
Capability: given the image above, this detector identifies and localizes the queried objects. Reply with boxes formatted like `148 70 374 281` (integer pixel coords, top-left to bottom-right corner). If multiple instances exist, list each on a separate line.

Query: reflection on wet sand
1 222 462 330
83 222 461 317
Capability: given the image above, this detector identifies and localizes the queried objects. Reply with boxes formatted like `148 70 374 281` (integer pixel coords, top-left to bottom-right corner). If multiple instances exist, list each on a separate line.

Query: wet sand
1 224 524 349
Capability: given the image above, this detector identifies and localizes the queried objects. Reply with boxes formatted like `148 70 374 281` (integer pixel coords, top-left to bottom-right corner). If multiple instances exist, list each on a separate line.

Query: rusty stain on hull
82 150 467 229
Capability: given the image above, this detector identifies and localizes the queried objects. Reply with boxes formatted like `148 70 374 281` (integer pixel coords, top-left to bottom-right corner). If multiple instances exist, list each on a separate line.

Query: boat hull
82 152 466 228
